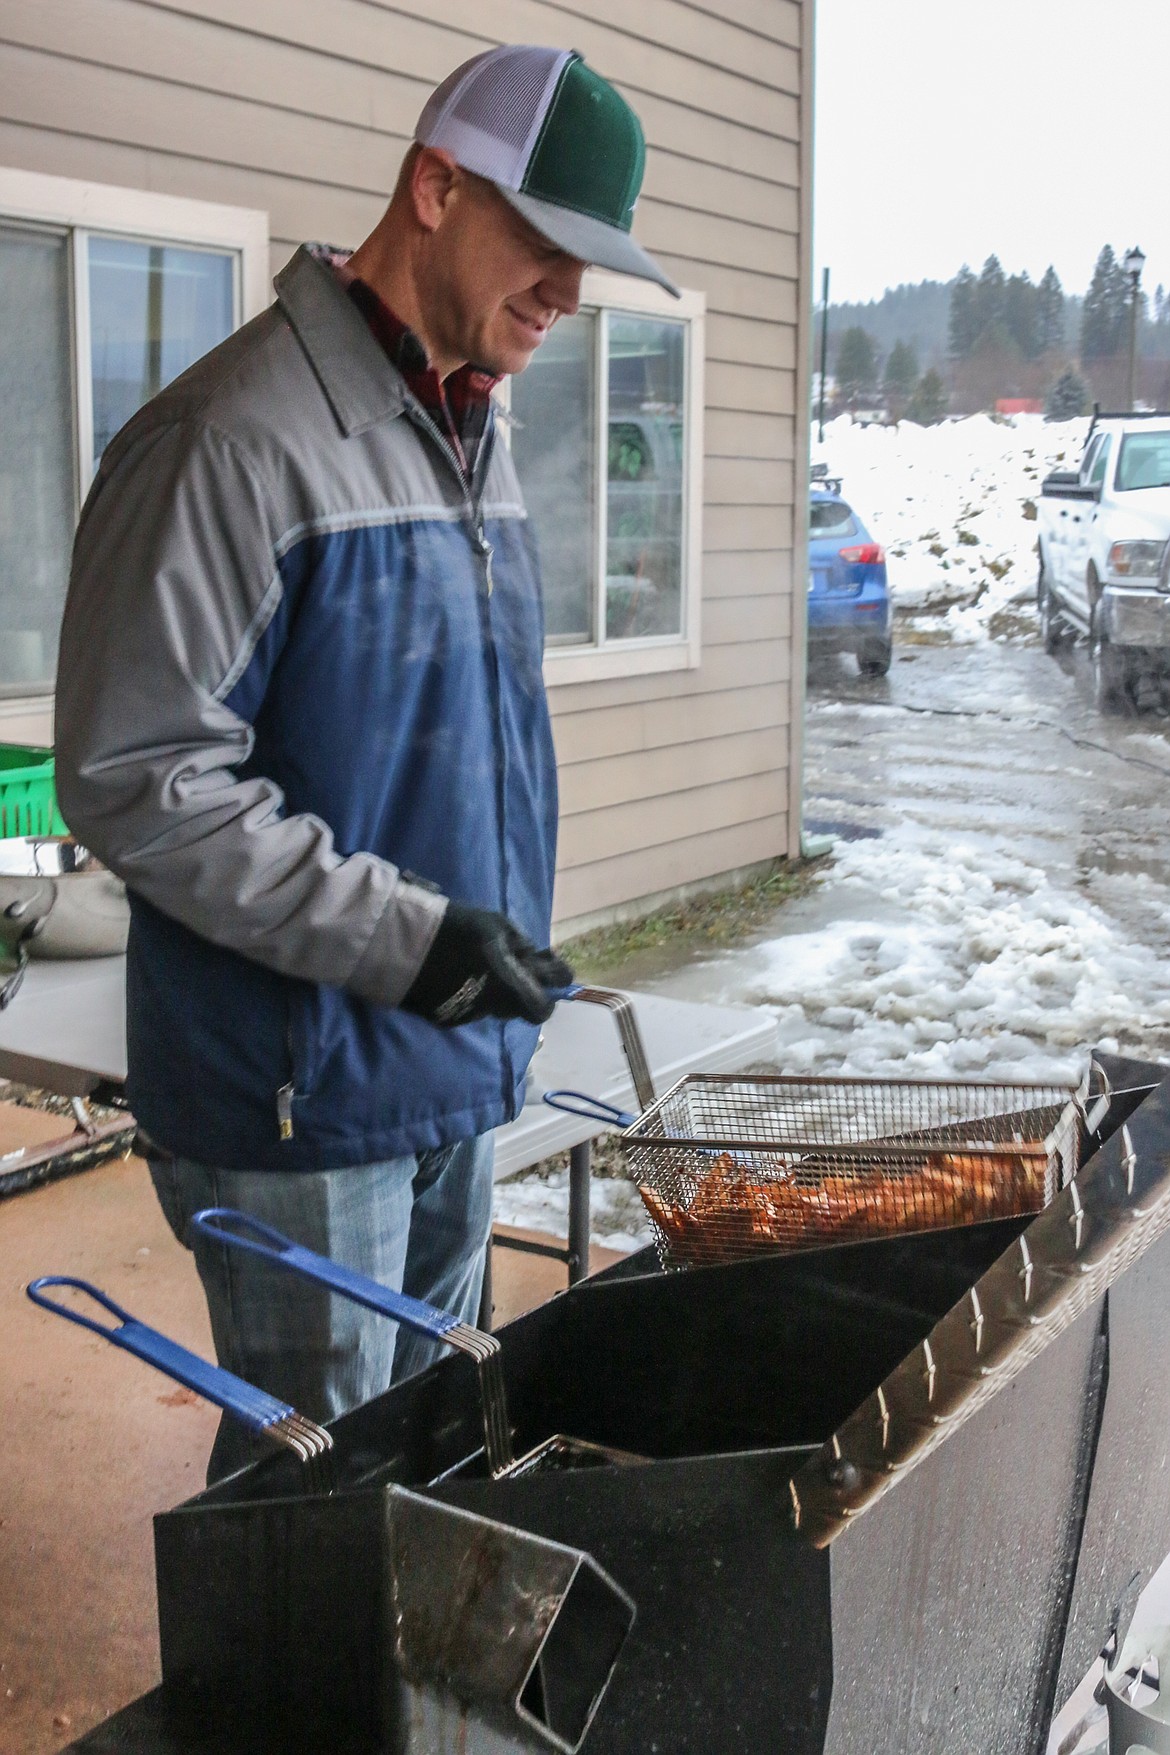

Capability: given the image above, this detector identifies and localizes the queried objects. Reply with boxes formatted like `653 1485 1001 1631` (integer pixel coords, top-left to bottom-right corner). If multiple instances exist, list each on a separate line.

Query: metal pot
0 840 128 962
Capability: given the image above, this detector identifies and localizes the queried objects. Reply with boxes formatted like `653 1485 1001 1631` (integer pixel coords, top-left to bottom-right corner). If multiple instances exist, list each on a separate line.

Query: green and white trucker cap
415 45 679 297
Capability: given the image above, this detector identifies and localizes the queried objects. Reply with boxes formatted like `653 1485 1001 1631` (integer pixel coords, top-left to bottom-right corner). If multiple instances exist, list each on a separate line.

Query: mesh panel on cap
417 45 569 190
415 51 491 143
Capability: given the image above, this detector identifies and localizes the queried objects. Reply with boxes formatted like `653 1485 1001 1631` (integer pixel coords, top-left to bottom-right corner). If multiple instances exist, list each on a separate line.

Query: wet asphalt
644 625 1170 1072
802 633 1170 953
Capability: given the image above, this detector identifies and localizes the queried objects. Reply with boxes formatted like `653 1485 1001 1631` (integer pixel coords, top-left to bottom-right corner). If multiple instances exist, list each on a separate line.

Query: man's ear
411 147 460 235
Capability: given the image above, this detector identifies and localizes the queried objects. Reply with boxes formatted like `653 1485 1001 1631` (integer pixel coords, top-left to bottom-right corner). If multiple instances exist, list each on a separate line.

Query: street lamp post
1125 245 1146 413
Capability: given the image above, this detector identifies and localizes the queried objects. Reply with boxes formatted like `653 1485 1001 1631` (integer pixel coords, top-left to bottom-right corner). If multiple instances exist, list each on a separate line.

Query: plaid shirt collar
343 272 500 489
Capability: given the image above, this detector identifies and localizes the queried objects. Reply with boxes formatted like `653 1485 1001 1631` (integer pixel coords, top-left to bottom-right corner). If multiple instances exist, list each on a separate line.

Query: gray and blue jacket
55 246 558 1170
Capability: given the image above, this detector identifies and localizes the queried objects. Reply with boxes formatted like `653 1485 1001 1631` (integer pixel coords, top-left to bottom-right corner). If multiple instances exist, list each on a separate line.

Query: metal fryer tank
133 1052 1170 1755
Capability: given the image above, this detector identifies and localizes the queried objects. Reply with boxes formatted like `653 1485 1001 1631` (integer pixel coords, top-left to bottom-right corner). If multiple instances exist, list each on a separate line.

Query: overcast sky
814 0 1169 307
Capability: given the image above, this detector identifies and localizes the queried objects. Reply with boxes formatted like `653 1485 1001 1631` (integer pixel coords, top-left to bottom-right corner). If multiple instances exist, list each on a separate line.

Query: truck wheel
1132 661 1162 714
1090 606 1129 714
1037 562 1064 654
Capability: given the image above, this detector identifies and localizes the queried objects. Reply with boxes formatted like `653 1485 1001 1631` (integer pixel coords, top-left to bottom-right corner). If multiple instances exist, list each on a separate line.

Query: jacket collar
274 245 407 436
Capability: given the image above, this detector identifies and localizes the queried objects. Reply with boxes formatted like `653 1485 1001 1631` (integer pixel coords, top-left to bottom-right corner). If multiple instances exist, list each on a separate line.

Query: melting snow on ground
737 826 1170 1084
493 1164 651 1257
813 411 1089 642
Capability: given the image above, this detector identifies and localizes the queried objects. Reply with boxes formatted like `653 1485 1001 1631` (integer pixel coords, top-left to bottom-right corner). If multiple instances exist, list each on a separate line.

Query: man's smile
504 303 552 345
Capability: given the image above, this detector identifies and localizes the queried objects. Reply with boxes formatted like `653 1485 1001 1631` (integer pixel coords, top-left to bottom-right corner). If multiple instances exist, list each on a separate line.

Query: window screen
606 314 684 640
512 308 688 647
511 311 598 644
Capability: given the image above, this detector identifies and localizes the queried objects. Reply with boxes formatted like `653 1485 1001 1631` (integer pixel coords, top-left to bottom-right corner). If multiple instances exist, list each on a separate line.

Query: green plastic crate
0 744 69 838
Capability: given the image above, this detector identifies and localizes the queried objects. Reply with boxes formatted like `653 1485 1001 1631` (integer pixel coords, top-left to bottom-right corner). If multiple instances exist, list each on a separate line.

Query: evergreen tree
973 255 1006 344
1003 272 1040 359
1045 366 1089 420
948 266 978 359
883 339 919 415
1037 266 1065 355
1081 245 1127 361
907 368 948 425
835 326 879 406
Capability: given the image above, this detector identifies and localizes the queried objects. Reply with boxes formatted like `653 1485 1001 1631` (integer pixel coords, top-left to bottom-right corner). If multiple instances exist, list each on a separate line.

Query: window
0 228 74 689
0 169 266 696
1116 432 1170 492
1088 434 1111 488
88 238 236 462
809 500 858 538
509 271 704 684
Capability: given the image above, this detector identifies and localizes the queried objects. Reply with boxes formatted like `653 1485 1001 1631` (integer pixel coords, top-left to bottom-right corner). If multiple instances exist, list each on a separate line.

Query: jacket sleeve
54 417 445 1005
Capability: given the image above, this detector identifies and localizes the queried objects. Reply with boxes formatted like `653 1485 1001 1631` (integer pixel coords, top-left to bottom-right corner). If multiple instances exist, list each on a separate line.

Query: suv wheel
1037 560 1063 654
1090 604 1128 714
857 639 892 677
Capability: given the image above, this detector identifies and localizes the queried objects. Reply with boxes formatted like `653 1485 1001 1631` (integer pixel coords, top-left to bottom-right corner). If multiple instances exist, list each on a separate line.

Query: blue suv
807 477 892 676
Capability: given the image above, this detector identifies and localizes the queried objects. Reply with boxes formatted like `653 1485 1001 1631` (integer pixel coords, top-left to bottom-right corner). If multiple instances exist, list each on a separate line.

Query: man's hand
401 902 574 1027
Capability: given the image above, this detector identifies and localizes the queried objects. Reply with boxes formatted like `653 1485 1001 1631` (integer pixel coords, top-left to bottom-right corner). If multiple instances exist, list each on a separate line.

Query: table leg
567 1139 591 1286
478 1241 494 1333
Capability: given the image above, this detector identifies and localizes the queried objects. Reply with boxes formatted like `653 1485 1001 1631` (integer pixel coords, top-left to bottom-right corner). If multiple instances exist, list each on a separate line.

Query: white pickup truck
1037 413 1170 710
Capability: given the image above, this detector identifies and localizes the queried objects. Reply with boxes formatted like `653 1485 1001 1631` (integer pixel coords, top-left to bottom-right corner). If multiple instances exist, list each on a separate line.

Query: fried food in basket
639 1142 1051 1266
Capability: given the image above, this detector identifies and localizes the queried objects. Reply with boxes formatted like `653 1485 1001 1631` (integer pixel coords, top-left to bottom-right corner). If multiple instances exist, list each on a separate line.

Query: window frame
0 166 268 710
503 268 705 688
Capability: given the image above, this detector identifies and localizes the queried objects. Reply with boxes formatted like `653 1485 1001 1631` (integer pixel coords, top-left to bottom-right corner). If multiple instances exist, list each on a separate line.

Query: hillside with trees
817 246 1170 424
825 282 953 366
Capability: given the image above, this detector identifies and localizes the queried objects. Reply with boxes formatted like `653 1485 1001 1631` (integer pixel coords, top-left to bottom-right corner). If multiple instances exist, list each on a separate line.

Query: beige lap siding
0 0 812 929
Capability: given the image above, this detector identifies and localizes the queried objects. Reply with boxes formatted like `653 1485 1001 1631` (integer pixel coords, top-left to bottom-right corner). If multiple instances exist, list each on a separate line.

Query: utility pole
817 267 830 443
1125 245 1146 413
803 265 836 863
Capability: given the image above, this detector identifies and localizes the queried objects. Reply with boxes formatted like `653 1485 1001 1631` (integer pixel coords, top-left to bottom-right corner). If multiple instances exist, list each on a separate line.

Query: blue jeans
148 1135 494 1483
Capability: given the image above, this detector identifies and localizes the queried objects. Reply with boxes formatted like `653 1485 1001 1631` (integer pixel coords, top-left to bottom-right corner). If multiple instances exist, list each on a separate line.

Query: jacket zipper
402 397 496 593
400 400 513 1110
278 1017 297 1140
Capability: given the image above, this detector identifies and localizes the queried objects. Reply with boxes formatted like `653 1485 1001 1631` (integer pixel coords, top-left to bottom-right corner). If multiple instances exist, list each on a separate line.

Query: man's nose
540 256 586 318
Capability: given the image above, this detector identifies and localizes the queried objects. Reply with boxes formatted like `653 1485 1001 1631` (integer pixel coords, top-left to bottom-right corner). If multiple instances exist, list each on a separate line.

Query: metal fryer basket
621 1073 1085 1269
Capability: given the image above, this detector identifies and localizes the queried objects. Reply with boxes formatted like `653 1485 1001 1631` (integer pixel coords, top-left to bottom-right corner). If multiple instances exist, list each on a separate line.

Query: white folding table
0 957 776 1309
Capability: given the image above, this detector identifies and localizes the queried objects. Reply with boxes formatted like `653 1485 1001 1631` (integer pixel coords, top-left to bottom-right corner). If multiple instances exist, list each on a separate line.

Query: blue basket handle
26 1275 296 1434
541 1089 637 1129
189 1208 459 1343
548 984 583 1003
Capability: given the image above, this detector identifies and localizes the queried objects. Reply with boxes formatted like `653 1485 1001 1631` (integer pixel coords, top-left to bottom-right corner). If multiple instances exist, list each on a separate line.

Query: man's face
421 170 587 378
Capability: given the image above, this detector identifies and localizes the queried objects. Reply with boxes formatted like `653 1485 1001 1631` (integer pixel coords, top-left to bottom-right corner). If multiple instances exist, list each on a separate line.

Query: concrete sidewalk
0 1135 615 1754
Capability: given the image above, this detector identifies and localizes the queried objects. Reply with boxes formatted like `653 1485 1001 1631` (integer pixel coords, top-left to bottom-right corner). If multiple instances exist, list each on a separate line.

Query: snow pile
494 1164 651 1256
734 825 1170 1085
812 413 1087 641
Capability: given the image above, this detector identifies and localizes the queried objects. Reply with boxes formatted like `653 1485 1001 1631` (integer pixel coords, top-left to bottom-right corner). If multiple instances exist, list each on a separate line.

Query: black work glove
401 901 574 1027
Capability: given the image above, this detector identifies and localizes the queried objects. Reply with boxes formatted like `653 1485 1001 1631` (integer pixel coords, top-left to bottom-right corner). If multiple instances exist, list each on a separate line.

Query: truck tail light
839 543 885 565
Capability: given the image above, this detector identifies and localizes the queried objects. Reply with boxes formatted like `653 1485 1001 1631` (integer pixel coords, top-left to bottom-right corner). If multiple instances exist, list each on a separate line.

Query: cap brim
494 184 680 298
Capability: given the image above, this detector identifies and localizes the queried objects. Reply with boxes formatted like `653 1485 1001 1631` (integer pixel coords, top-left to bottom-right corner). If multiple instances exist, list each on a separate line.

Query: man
55 46 676 1479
